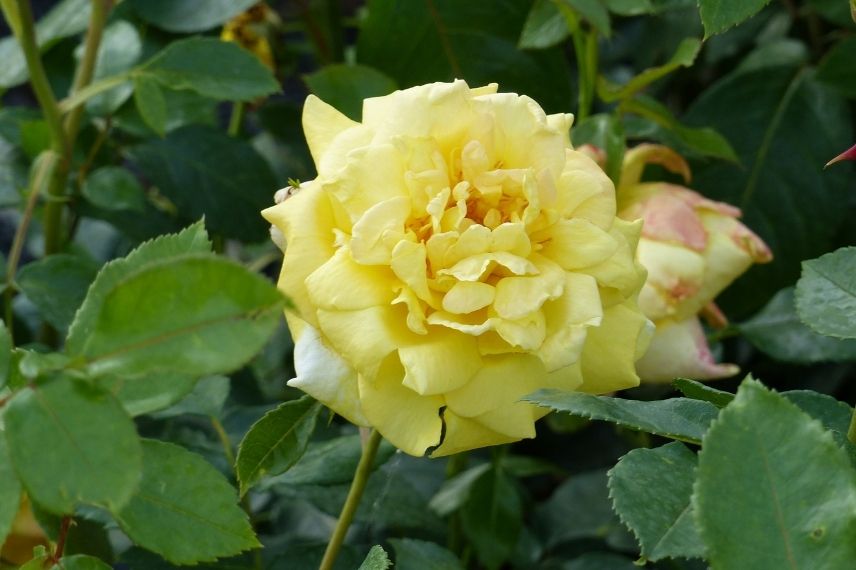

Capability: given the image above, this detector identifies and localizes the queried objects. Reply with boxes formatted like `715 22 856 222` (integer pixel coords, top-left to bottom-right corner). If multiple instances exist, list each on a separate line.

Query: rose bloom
584 144 771 382
264 81 651 456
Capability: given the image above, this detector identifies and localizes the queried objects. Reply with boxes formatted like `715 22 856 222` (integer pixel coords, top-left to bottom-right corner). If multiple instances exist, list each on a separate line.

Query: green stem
228 101 245 137
319 429 383 570
3 151 59 343
44 0 110 257
3 0 68 259
210 416 236 467
57 73 129 114
571 26 599 123
64 0 109 145
3 0 67 156
445 452 469 555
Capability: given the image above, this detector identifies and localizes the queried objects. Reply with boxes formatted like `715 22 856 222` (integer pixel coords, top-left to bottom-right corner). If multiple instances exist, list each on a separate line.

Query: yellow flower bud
264 81 651 455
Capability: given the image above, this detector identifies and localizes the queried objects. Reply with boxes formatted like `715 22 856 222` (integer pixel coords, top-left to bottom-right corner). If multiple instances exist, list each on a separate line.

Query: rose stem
318 429 383 570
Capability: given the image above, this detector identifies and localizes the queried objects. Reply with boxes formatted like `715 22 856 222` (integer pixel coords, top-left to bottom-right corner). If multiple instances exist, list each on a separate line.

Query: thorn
824 142 856 169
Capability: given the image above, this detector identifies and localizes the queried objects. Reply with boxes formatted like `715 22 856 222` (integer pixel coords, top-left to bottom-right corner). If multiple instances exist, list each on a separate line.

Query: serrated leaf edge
606 445 705 562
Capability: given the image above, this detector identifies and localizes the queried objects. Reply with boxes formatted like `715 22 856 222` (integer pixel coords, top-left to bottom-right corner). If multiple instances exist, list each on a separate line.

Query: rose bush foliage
264 81 652 456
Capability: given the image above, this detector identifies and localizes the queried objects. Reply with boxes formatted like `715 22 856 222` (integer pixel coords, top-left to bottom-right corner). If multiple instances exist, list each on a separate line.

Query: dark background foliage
1 1 855 569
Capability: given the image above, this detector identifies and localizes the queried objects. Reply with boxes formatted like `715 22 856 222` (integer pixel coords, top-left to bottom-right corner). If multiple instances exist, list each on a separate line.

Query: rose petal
288 321 368 426
358 355 444 456
399 328 482 395
635 317 739 382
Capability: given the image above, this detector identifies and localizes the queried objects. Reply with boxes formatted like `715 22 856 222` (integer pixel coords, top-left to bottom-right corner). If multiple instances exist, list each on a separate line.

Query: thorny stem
319 429 383 570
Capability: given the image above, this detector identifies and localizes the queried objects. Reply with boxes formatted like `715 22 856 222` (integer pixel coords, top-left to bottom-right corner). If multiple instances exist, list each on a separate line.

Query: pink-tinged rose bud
634 317 739 381
825 142 856 168
614 144 772 383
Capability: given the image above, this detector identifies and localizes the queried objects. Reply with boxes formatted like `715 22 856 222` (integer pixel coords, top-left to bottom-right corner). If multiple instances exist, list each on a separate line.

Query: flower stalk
319 429 383 570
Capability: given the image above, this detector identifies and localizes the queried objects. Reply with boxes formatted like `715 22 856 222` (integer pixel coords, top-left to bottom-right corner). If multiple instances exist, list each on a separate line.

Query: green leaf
609 442 704 561
685 67 852 316
84 21 142 115
782 392 856 464
127 0 258 33
115 440 259 565
562 553 638 570
16 254 98 331
0 437 22 546
525 389 719 444
0 0 91 88
795 247 856 339
96 372 198 417
621 95 738 162
18 351 70 380
672 378 734 408
126 125 279 241
67 221 211 352
3 377 142 514
50 555 113 570
137 38 279 102
736 39 810 74
808 0 856 27
389 538 464 570
598 38 701 102
699 0 774 38
267 434 395 487
150 375 230 419
133 76 167 137
429 463 491 517
817 37 856 98
358 545 392 570
304 64 397 121
357 0 573 113
81 166 146 212
236 397 321 496
603 0 655 16
68 256 284 379
0 320 11 389
694 379 856 569
534 469 628 549
740 288 856 363
560 0 611 37
518 0 569 49
461 466 522 570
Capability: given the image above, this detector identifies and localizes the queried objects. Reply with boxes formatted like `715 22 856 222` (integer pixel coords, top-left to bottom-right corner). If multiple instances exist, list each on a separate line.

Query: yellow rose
1 496 48 565
606 144 772 382
263 81 650 456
